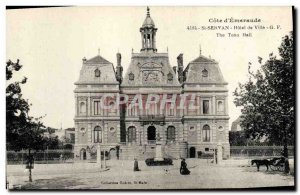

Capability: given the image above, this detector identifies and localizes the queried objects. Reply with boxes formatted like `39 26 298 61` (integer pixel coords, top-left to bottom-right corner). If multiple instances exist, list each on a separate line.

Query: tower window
202 69 208 77
147 34 151 47
95 69 101 77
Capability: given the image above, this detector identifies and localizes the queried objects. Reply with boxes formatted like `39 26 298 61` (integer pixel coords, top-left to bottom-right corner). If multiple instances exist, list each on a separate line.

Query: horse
251 159 271 171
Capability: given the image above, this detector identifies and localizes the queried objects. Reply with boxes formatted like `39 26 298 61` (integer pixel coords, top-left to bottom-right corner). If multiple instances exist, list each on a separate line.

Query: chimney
116 53 123 83
177 54 184 84
172 66 177 75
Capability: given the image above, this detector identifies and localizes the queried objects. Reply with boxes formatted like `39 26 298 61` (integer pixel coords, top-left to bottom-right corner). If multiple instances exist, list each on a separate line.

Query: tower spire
140 7 157 53
147 6 150 17
199 44 202 55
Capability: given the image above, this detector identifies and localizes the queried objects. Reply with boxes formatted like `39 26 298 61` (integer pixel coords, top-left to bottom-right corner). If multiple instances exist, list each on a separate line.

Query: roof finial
147 7 150 17
199 44 202 55
98 48 100 56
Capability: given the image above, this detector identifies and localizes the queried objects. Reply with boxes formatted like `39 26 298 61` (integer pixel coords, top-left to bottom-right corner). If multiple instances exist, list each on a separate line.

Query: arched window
202 69 208 77
80 102 86 114
94 126 102 143
202 125 210 142
128 126 136 143
167 126 176 141
217 101 224 112
108 101 117 114
95 69 101 77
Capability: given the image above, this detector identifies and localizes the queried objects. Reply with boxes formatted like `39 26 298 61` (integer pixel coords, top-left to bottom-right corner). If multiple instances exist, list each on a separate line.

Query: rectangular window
203 100 209 114
94 101 100 115
167 103 174 116
70 134 75 143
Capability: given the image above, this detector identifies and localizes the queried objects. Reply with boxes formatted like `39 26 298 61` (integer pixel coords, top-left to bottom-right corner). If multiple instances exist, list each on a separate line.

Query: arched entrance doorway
80 148 86 160
147 126 156 141
189 147 196 158
109 148 117 160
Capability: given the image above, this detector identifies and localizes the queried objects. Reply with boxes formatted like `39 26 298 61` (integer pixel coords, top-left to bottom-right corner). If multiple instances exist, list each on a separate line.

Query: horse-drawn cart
269 157 286 172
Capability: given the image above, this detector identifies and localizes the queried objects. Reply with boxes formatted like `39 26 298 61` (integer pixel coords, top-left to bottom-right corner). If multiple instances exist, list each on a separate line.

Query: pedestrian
134 158 141 171
180 158 190 175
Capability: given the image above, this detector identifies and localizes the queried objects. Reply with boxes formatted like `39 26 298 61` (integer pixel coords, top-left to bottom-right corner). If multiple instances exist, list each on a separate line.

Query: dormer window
202 69 208 77
129 72 134 81
167 72 173 83
95 69 101 77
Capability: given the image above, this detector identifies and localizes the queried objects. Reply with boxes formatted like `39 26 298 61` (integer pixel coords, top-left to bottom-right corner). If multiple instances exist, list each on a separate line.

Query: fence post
47 146 48 165
246 143 249 158
21 149 24 164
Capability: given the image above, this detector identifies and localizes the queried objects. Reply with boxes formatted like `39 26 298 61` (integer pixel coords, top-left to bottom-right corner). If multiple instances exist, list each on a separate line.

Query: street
7 159 294 190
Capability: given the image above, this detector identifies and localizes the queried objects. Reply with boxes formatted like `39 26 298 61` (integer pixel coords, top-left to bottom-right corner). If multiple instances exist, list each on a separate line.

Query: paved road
7 159 294 190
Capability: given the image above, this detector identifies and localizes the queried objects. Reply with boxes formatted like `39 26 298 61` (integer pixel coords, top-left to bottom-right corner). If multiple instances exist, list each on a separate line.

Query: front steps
119 144 181 160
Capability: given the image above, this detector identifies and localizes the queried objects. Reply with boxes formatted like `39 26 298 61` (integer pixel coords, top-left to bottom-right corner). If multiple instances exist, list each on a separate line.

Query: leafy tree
229 131 247 146
233 33 294 173
6 59 46 181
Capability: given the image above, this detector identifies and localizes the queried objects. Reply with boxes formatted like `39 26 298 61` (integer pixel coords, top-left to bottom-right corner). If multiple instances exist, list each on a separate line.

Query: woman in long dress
180 159 190 175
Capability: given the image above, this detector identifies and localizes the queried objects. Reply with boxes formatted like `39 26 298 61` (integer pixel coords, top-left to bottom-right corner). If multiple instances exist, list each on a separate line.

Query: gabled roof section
190 55 216 64
184 54 227 84
121 52 181 87
85 55 112 64
75 55 118 85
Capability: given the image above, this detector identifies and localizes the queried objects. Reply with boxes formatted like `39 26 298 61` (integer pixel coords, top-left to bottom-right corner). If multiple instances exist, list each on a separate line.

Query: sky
6 6 293 129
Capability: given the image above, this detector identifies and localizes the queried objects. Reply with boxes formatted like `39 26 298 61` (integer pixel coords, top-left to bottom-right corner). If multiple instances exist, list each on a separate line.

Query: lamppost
139 129 142 146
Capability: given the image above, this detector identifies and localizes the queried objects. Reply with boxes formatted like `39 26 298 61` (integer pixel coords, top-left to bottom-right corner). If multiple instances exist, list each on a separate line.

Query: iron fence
230 145 294 159
6 149 74 165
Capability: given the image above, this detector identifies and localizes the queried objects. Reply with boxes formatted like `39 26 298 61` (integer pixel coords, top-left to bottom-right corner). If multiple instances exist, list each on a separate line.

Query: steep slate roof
121 53 181 87
184 54 227 84
75 55 118 84
190 55 216 63
85 55 111 64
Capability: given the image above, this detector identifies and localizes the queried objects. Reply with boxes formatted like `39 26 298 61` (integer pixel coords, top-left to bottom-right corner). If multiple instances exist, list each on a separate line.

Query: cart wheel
278 165 285 172
270 165 276 171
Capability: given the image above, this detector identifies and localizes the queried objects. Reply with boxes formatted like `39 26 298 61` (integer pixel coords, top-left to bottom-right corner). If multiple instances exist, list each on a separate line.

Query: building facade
74 8 230 160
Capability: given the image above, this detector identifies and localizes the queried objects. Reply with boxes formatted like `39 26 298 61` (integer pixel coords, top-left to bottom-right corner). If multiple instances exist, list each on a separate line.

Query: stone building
74 7 230 160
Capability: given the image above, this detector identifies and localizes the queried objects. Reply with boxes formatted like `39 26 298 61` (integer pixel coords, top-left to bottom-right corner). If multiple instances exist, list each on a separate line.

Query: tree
6 59 47 181
233 32 294 173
